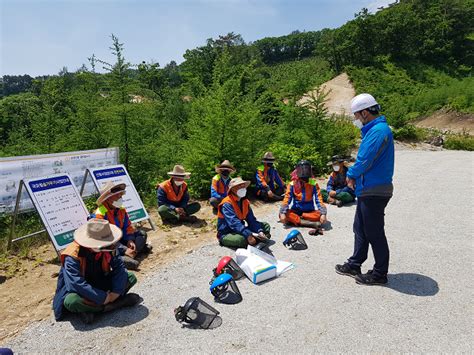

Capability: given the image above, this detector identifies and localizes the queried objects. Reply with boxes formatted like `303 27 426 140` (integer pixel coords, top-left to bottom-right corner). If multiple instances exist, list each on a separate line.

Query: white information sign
24 174 90 251
0 148 119 213
90 165 149 223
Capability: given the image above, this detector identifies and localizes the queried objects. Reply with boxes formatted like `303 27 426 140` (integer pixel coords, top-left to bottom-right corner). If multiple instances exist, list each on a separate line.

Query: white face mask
353 119 363 129
236 188 247 198
333 165 340 172
174 180 184 186
112 198 123 208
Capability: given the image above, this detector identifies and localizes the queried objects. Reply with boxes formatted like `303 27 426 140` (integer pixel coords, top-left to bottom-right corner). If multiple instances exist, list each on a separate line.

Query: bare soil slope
298 72 355 115
415 110 474 135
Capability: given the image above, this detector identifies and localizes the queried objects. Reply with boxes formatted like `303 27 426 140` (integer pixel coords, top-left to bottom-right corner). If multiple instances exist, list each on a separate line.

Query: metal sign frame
7 174 90 255
79 167 156 231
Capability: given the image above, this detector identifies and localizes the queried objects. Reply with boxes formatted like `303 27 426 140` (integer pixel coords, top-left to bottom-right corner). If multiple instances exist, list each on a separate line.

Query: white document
247 245 294 276
235 246 294 284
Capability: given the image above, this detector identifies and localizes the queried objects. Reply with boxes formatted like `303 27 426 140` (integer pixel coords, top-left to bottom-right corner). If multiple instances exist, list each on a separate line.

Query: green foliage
264 57 333 98
348 63 474 128
392 125 427 142
315 0 473 72
444 133 474 151
183 51 274 196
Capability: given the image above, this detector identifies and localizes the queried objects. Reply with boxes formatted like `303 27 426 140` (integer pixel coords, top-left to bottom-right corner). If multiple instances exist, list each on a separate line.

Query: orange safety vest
217 194 250 220
61 241 111 276
159 179 187 203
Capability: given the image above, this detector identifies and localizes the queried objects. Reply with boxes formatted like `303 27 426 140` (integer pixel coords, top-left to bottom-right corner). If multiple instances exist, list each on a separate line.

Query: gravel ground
5 150 473 353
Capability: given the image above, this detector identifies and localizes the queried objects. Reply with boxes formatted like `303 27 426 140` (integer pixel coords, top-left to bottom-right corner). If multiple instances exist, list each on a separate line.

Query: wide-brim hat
228 177 250 192
215 160 236 173
74 218 122 249
262 151 276 163
168 165 191 179
97 181 126 205
326 155 355 166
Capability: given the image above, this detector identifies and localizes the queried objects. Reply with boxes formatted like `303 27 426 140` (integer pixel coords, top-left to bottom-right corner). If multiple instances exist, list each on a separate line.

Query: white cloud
366 0 394 13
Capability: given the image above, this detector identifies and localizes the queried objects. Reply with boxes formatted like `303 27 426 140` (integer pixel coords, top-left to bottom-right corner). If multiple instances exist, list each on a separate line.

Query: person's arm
347 130 390 179
210 178 222 199
119 210 136 243
177 186 190 208
157 186 176 210
313 185 327 215
338 186 355 194
62 257 108 305
256 169 269 191
245 207 263 233
279 184 292 214
274 170 285 189
222 203 252 238
109 255 129 295
326 174 335 193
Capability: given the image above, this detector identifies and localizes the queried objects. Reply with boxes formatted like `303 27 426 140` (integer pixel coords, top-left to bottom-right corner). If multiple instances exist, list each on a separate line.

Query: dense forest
1 0 473 202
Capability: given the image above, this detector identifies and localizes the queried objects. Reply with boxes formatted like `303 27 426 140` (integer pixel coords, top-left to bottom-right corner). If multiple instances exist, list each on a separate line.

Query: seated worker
255 152 285 201
217 177 271 248
94 181 151 270
321 155 356 207
209 160 236 211
52 219 140 324
157 165 201 224
279 160 327 229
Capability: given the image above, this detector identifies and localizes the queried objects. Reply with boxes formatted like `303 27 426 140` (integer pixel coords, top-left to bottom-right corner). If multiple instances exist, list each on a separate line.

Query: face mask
112 198 123 208
333 165 340 172
174 180 184 186
236 188 247 198
353 119 363 129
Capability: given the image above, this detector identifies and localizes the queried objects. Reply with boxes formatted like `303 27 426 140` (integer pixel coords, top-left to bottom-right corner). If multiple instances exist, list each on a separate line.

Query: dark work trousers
347 196 391 277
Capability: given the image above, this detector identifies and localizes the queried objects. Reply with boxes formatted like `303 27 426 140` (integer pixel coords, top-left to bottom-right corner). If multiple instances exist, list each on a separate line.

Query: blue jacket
217 198 263 239
347 116 394 197
210 174 231 199
52 245 128 320
327 166 355 196
255 164 285 193
156 180 189 210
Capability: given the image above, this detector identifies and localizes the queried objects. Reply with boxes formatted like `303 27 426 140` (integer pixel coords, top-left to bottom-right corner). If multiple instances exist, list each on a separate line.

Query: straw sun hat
74 218 122 249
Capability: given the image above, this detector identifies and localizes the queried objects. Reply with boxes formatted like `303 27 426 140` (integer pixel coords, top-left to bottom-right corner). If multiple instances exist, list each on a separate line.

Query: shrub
444 133 474 151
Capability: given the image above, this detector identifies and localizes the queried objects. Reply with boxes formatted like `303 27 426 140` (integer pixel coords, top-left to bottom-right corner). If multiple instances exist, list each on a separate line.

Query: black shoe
79 312 95 324
103 293 141 313
335 263 361 278
122 256 140 270
144 243 153 253
355 271 388 286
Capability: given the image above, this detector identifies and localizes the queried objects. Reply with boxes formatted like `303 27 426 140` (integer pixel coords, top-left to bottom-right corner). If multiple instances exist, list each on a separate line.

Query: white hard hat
350 93 379 114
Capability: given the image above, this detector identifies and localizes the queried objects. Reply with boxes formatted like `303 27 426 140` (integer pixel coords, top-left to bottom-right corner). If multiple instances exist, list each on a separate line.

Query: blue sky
1 0 392 76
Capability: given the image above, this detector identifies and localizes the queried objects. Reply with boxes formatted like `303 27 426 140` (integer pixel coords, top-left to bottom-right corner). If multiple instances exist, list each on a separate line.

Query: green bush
444 134 474 151
393 125 427 141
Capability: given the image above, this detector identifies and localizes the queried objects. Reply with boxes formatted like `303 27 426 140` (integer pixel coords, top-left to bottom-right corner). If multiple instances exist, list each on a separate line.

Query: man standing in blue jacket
335 93 394 285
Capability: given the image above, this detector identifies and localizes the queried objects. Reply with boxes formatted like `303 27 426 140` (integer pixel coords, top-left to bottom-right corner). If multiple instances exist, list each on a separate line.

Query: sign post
85 165 155 230
8 174 90 253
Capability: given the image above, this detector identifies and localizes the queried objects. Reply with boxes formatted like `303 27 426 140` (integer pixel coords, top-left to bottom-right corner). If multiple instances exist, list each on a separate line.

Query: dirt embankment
297 73 355 116
414 110 474 135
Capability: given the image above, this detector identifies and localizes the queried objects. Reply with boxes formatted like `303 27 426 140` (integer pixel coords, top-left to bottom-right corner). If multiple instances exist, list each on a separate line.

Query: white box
235 247 277 284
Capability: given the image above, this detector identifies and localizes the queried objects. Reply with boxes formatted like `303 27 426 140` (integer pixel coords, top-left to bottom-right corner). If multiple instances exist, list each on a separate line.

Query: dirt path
0 200 276 343
298 72 355 115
